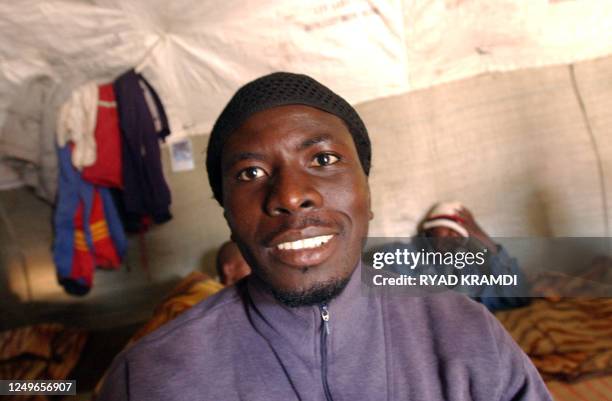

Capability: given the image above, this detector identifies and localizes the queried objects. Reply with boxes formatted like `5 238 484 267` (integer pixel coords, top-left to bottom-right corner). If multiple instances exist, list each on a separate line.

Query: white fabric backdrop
2 0 612 138
358 58 612 238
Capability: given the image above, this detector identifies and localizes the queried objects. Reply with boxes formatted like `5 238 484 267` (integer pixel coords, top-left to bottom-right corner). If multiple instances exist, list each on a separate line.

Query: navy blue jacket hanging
113 69 172 227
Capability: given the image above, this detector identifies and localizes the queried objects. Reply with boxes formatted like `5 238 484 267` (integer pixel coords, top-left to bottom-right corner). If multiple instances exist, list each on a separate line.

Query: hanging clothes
113 69 172 230
81 83 123 188
56 82 99 170
53 146 127 296
0 75 86 202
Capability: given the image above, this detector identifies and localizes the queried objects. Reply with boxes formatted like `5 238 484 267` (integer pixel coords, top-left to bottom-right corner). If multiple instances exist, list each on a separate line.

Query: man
406 201 531 311
216 240 251 286
99 72 552 400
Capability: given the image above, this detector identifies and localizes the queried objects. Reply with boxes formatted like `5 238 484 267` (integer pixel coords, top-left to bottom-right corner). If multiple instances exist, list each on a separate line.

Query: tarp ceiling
1 0 612 139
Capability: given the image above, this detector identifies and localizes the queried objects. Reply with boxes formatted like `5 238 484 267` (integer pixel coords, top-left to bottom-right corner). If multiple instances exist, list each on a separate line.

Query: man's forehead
235 104 349 134
223 105 353 152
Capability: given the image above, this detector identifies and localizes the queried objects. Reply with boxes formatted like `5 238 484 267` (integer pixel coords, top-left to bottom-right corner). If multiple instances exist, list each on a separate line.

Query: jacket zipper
320 304 334 401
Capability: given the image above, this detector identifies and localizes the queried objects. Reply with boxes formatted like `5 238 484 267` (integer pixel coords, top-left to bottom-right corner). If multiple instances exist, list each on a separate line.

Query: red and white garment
81 84 123 188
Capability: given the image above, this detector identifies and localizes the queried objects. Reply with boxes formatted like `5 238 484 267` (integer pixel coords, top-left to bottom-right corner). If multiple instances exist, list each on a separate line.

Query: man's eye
311 153 340 167
237 167 267 181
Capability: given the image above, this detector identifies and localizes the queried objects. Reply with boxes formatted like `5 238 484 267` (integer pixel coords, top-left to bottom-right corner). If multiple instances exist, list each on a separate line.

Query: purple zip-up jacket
98 263 552 401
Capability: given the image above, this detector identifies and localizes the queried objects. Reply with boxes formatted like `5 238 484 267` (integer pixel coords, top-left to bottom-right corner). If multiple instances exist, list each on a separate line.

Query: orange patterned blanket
0 323 87 401
496 298 612 382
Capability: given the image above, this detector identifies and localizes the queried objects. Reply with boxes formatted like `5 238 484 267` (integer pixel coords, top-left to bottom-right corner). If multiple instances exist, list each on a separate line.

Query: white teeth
277 235 334 250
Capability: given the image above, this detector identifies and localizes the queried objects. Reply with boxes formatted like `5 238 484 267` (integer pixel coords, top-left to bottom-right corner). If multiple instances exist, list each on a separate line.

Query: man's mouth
276 234 334 250
268 229 339 267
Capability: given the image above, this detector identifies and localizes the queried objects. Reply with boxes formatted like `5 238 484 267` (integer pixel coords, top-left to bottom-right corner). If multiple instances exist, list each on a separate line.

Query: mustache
262 215 338 243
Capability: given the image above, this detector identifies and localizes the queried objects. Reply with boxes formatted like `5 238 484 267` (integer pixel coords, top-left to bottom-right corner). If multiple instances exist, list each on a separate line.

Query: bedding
496 298 612 382
547 376 612 401
0 323 87 401
495 256 612 382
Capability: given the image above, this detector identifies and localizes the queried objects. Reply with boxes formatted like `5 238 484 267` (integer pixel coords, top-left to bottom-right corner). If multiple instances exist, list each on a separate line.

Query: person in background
216 240 251 286
422 201 531 311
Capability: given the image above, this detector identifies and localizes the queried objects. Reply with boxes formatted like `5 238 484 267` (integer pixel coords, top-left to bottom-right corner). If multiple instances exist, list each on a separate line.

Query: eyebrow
297 134 333 151
223 152 266 170
223 134 336 170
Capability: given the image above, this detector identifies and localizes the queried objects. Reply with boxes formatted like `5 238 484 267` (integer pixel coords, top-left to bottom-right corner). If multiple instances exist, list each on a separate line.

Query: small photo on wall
169 138 195 172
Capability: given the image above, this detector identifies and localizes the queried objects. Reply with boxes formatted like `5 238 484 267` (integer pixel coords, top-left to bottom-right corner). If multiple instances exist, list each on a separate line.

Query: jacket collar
244 261 371 353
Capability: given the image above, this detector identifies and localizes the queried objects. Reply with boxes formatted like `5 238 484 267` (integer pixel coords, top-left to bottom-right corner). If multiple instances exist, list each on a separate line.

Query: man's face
425 226 462 239
425 226 467 253
221 105 371 305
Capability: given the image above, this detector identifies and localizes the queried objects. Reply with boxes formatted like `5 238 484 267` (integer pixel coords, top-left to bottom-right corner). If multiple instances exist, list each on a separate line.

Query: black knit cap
206 72 371 205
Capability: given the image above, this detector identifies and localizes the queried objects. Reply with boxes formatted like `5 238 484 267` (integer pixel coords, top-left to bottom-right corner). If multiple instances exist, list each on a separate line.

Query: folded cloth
56 82 98 170
129 272 224 343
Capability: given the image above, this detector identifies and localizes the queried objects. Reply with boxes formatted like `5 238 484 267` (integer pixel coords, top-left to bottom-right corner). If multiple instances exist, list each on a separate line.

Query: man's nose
264 170 323 216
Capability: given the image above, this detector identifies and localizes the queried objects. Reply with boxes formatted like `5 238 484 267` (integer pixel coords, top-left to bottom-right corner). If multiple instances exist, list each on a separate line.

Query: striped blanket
0 324 87 401
547 375 612 401
496 298 612 382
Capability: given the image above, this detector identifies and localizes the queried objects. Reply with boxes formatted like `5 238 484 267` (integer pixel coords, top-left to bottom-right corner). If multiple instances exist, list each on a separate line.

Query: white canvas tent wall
2 0 612 136
1 0 612 325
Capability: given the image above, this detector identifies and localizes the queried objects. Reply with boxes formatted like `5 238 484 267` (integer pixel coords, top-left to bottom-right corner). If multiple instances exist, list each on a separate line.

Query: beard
245 260 354 308
269 275 351 307
237 237 359 308
235 231 364 308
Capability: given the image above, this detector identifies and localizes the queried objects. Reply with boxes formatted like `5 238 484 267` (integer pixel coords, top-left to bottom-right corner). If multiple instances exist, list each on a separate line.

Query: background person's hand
457 208 498 254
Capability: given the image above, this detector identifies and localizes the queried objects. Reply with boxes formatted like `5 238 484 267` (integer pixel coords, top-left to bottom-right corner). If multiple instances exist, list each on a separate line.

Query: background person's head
420 202 499 253
206 72 373 307
216 241 251 286
420 201 469 238
419 201 469 252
